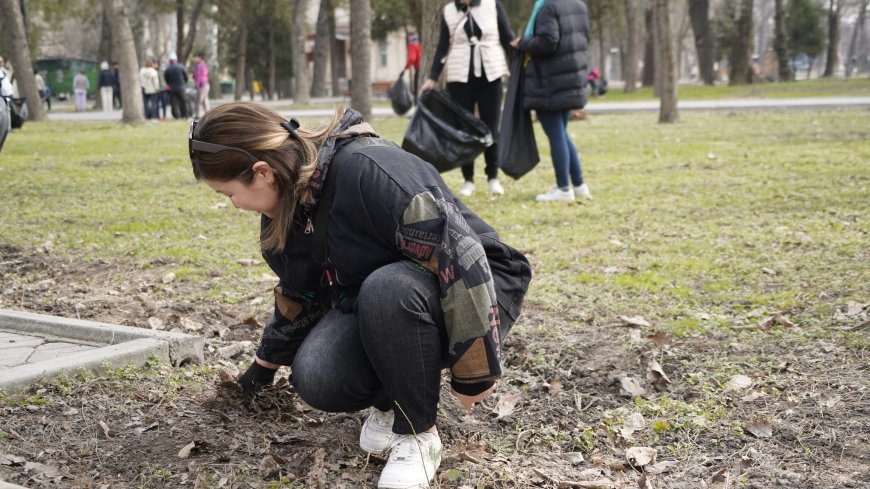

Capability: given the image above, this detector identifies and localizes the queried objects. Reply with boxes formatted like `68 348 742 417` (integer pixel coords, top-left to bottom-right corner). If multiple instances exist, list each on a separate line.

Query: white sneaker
360 408 395 455
377 432 443 489
535 187 575 202
573 183 592 200
487 179 505 195
458 181 476 197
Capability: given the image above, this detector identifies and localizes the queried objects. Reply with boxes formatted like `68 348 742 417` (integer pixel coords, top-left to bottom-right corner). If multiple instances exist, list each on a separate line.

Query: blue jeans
537 109 584 189
291 262 447 435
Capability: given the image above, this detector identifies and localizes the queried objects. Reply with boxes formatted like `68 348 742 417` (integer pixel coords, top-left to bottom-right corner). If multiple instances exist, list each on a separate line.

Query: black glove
237 360 278 407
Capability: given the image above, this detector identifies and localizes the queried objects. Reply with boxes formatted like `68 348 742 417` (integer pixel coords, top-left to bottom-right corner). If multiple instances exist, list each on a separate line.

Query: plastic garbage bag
498 55 539 179
9 97 26 129
402 89 492 173
388 72 413 116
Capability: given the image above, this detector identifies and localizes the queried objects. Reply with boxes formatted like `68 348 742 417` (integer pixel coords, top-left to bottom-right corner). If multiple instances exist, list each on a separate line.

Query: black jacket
517 0 590 111
257 110 531 396
163 63 188 91
98 70 114 89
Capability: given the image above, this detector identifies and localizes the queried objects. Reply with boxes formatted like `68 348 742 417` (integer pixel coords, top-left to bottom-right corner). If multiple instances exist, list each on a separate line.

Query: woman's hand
510 37 521 49
419 78 437 95
450 384 496 413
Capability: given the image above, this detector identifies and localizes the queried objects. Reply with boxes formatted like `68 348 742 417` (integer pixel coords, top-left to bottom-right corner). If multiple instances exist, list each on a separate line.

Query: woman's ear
251 161 274 180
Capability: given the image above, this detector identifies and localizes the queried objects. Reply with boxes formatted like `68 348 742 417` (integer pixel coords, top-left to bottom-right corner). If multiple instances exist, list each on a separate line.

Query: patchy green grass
1 109 868 342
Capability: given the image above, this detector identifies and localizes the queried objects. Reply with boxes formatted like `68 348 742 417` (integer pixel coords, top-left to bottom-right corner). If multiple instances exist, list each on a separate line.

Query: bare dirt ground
1 244 868 488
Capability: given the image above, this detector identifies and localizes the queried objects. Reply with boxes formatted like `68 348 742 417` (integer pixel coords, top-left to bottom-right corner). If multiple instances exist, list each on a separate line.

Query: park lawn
1 108 868 488
1 109 866 329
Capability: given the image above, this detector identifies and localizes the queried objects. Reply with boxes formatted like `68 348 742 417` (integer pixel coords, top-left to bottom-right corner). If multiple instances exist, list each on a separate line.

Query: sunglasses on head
188 119 259 166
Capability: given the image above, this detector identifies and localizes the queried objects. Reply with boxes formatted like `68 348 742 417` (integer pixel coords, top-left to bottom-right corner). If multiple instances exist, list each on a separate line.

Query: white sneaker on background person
574 183 592 200
377 431 443 489
535 187 575 202
487 179 505 195
458 181 476 197
360 408 395 456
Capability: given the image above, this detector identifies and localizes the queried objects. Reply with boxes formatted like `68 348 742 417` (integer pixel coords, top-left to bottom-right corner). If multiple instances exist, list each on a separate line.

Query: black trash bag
9 97 26 129
498 55 539 179
402 89 492 173
0 97 10 153
388 72 413 116
598 78 608 96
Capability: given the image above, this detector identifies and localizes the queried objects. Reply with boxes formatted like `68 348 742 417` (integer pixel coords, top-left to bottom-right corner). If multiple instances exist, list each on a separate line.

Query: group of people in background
57 53 209 118
415 0 593 203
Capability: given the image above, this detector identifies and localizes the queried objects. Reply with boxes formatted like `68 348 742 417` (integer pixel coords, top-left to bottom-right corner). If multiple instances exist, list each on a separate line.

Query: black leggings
447 76 503 182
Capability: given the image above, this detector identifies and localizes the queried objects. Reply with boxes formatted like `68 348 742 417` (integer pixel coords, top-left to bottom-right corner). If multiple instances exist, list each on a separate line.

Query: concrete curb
0 308 204 393
0 481 29 489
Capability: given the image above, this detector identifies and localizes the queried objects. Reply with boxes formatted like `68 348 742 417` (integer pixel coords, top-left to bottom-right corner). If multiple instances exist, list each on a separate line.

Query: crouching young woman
189 102 531 488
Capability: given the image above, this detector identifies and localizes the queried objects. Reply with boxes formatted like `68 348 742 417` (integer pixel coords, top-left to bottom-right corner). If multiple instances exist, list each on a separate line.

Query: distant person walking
421 0 515 197
512 0 592 202
34 69 50 111
139 59 160 120
98 61 114 112
111 61 122 109
73 69 89 112
192 53 210 117
404 33 421 103
164 52 189 119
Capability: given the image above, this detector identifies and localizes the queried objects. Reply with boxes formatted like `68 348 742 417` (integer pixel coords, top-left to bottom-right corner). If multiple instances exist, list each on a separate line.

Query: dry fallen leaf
548 379 563 395
237 258 258 266
621 412 647 439
625 446 657 468
724 374 753 392
646 359 671 387
761 314 797 329
180 317 204 332
744 420 773 438
98 420 114 438
162 272 176 284
147 317 164 330
494 392 523 419
0 453 26 466
620 376 647 397
619 316 652 328
741 390 766 402
178 441 196 459
24 461 61 478
242 316 264 329
647 331 672 347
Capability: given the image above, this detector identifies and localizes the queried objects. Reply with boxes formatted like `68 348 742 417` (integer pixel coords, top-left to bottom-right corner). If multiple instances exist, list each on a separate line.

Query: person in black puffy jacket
512 0 593 202
189 102 531 488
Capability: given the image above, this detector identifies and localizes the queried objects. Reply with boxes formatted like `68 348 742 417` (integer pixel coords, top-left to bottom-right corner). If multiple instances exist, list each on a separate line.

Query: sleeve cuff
450 379 495 397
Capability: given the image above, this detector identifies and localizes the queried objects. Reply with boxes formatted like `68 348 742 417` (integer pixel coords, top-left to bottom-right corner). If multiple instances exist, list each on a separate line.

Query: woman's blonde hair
190 102 341 251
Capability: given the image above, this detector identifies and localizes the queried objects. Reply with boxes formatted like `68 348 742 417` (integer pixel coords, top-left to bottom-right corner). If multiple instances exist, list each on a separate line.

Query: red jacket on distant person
405 38 421 71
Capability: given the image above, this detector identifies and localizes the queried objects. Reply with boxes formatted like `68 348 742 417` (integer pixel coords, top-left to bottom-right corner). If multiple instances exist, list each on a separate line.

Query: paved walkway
0 330 97 368
43 96 870 121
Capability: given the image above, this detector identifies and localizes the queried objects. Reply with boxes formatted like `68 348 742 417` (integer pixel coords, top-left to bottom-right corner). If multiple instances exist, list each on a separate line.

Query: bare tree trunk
642 7 656 87
420 0 441 89
729 0 754 85
292 0 311 104
234 0 248 101
624 0 640 92
858 1 870 74
0 0 45 120
688 0 714 85
846 0 868 77
774 0 792 81
268 9 276 100
656 0 678 123
596 16 608 83
177 0 185 61
350 0 372 119
328 0 341 96
652 2 662 97
311 0 331 97
179 0 205 65
823 0 841 77
104 0 143 123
